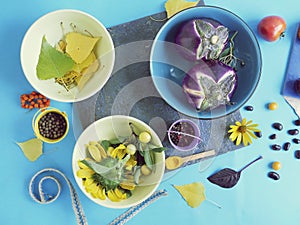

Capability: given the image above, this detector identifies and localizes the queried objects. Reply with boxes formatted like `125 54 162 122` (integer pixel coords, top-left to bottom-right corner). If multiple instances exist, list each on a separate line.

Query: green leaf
82 159 112 174
101 140 111 151
36 36 75 80
151 147 166 153
143 146 153 170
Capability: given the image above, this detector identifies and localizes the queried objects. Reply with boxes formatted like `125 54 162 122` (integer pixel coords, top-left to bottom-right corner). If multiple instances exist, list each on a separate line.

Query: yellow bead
272 161 281 170
268 102 278 110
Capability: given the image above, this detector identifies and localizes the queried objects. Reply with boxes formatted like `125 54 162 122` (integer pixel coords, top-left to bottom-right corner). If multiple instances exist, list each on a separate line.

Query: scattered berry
268 171 280 180
295 150 300 159
272 122 283 131
254 131 262 138
288 129 299 135
283 142 291 151
294 119 300 126
268 102 278 110
244 105 254 111
271 144 281 151
271 161 281 170
293 138 300 144
269 134 277 140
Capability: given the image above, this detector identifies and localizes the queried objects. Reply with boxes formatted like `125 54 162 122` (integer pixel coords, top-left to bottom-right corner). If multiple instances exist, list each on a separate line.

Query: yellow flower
228 118 260 146
125 155 137 170
109 144 127 159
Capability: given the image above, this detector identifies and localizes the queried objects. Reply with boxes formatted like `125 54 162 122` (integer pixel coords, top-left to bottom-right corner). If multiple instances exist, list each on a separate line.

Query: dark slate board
93 5 243 170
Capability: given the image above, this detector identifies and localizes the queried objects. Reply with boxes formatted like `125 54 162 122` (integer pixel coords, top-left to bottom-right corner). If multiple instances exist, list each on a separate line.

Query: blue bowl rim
150 5 262 120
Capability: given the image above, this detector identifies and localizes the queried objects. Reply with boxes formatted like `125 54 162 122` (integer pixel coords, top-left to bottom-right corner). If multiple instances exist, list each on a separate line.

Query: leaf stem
206 198 222 209
239 155 263 172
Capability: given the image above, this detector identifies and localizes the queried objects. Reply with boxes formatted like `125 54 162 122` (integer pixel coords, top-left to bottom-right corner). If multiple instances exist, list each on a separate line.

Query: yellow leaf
16 138 43 162
173 182 206 208
165 0 200 19
73 52 97 73
65 32 100 63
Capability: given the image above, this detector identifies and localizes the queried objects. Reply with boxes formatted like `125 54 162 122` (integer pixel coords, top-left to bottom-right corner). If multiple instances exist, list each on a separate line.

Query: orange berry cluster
20 91 50 109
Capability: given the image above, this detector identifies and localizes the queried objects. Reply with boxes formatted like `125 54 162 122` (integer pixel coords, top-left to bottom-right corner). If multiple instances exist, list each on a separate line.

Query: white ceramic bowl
72 115 165 208
20 9 115 102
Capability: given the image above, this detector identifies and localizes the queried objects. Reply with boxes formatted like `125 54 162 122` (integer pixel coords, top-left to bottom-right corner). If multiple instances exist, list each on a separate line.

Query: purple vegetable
182 59 237 111
175 18 229 61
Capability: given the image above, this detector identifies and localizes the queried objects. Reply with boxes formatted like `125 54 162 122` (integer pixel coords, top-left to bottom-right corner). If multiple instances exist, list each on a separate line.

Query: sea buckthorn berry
268 102 278 110
272 161 281 170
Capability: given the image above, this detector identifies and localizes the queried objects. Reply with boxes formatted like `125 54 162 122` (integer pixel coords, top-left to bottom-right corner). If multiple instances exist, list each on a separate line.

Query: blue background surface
1 0 300 224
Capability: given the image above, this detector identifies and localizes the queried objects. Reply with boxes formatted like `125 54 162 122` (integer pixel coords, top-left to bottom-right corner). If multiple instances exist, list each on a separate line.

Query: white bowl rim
72 115 165 208
20 9 115 103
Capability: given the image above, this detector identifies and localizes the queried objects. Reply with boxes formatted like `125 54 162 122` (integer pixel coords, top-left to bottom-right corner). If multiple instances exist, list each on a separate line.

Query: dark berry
268 171 280 180
294 119 300 126
244 105 254 111
295 150 300 159
288 129 299 135
293 138 300 144
269 134 277 140
254 131 262 138
272 122 283 131
283 142 291 151
271 144 281 151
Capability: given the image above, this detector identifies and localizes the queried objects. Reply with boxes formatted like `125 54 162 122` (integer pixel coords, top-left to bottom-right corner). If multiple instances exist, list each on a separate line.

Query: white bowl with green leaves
72 115 165 208
21 9 115 102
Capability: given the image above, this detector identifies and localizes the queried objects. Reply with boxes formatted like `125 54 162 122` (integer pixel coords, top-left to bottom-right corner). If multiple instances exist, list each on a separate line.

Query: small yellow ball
268 102 278 110
139 131 151 143
272 161 281 170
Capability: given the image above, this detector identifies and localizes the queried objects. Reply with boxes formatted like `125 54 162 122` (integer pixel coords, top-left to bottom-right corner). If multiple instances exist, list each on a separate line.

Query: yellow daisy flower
228 118 260 146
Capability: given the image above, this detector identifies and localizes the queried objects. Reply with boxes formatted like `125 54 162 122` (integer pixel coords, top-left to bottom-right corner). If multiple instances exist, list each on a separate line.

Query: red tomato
257 16 286 42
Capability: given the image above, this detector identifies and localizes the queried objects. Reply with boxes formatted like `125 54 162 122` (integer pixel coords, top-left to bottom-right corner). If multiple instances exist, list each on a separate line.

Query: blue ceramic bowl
150 6 261 119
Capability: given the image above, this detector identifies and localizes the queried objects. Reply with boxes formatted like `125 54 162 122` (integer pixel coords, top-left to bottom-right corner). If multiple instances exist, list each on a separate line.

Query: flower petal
229 131 239 141
246 130 257 139
241 118 247 125
236 133 242 145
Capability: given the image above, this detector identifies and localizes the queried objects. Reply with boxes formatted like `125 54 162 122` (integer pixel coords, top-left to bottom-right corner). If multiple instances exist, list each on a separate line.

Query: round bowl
168 119 200 151
21 9 115 102
32 107 69 143
72 115 165 208
150 6 262 119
